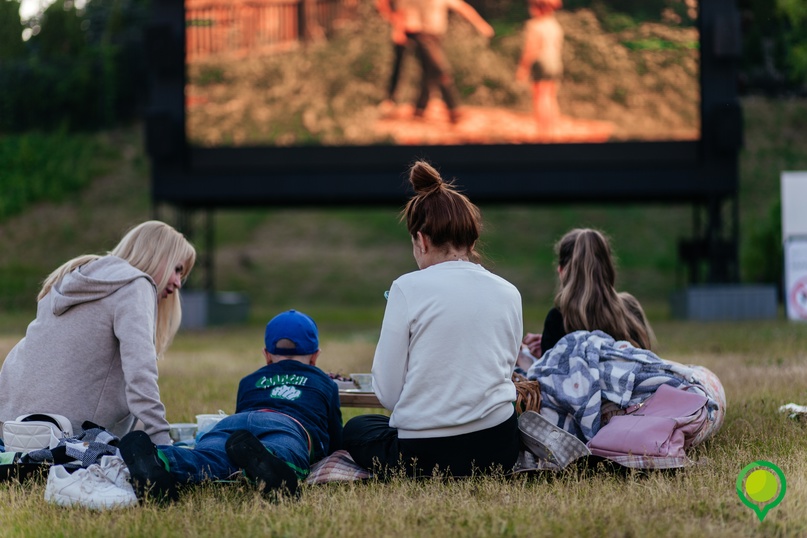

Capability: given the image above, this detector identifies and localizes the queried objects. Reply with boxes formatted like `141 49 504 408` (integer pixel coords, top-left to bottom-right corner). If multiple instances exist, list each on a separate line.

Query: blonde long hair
38 221 197 356
554 228 653 350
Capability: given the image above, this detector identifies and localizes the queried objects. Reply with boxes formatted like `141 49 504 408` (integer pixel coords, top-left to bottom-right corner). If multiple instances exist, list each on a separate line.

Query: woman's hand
522 332 543 357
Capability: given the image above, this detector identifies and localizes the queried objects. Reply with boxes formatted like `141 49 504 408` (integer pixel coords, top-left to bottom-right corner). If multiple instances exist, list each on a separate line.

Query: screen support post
678 194 739 285
680 0 742 286
153 204 215 295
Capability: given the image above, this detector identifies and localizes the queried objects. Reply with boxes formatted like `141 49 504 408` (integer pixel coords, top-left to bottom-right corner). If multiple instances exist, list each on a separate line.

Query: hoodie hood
51 256 156 316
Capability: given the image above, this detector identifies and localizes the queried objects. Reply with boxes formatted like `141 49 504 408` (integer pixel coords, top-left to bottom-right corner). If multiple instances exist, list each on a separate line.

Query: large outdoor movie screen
184 0 699 148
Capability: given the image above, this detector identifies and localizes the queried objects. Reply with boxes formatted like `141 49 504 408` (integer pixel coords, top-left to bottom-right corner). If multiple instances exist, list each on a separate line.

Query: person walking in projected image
518 228 655 372
0 221 196 446
376 0 414 116
516 0 565 136
403 0 494 124
342 160 523 478
118 309 343 503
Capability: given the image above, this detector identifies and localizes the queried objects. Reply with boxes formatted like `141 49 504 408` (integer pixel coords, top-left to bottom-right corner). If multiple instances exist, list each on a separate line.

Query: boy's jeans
159 411 309 483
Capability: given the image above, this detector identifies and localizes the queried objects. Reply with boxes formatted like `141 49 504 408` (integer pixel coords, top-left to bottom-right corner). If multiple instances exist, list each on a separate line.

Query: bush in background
0 129 116 221
0 0 150 132
739 0 807 94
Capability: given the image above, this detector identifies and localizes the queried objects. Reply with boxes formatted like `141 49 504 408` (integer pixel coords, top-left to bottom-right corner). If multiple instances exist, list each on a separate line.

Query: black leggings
342 411 520 478
411 32 460 113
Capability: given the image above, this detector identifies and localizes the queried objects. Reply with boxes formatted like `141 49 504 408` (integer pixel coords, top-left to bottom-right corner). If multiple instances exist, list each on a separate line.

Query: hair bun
409 161 443 194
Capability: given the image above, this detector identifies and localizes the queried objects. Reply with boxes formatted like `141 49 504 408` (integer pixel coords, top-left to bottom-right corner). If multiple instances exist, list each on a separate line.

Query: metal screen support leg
156 205 216 294
678 194 739 285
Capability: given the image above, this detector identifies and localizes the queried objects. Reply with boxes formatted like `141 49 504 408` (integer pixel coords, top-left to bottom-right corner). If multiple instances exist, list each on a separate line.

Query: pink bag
587 384 708 459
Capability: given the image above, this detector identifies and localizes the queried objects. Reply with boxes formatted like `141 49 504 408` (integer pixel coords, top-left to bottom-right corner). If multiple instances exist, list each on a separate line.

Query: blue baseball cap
264 309 319 356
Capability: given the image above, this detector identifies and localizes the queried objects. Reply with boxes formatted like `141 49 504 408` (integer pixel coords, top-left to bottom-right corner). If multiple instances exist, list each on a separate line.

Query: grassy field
1 320 807 536
0 97 806 535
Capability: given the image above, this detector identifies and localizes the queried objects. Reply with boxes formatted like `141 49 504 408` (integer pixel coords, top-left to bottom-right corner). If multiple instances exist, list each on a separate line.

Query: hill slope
0 98 805 330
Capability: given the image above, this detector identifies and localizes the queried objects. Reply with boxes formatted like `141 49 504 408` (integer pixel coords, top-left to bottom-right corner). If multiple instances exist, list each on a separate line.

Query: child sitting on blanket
119 310 343 502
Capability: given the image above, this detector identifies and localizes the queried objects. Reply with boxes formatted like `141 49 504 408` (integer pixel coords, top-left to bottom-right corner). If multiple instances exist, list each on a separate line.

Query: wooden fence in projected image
185 0 356 61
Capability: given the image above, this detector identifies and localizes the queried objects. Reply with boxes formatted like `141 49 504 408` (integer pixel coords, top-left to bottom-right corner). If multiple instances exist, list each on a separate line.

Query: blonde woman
0 221 196 445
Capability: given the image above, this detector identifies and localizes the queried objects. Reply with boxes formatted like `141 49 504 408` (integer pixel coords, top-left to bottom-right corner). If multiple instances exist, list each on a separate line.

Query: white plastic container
195 411 228 438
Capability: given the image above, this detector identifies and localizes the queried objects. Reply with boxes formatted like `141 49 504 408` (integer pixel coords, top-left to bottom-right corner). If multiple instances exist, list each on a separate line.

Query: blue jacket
236 360 343 461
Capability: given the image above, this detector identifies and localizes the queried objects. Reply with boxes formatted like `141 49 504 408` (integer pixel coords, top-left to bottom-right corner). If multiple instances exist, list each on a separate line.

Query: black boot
225 429 299 498
119 431 179 503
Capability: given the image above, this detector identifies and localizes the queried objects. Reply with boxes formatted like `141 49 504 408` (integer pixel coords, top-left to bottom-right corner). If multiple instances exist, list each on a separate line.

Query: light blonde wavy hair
554 228 654 350
38 221 197 356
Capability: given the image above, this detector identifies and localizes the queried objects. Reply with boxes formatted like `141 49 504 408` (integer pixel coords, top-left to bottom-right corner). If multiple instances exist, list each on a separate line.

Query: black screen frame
145 0 743 208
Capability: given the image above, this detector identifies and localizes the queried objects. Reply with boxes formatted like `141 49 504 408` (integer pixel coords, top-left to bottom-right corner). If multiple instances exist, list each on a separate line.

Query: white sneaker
44 461 138 510
96 455 133 490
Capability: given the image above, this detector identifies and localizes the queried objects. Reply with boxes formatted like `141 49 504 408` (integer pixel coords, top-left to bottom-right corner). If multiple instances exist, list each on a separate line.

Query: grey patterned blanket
526 330 712 442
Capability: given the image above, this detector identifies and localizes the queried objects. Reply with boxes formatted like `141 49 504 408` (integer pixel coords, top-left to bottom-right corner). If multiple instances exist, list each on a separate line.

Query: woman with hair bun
343 161 523 477
521 228 654 362
0 220 196 445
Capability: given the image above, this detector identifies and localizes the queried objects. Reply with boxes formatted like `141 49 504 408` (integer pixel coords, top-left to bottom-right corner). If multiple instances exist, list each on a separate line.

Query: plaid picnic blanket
305 450 372 484
591 454 696 469
303 345 729 482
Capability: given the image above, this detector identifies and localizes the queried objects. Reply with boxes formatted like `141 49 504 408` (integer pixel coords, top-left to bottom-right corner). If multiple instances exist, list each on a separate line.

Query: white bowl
169 423 197 443
350 373 374 392
196 413 227 436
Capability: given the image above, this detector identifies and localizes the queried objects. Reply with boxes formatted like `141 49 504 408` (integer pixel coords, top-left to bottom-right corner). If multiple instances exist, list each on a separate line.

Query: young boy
119 309 343 502
516 0 564 135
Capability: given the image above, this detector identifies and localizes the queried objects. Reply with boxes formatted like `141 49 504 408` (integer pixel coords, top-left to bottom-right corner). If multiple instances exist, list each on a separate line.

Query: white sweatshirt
373 261 522 438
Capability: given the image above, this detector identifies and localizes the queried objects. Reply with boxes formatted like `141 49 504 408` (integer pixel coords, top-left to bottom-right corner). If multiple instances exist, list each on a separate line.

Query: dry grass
2 320 807 536
156 325 378 421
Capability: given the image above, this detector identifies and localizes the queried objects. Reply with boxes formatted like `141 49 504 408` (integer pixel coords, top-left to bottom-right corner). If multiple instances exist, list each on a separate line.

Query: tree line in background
738 0 806 94
0 0 150 132
0 0 149 223
0 0 804 134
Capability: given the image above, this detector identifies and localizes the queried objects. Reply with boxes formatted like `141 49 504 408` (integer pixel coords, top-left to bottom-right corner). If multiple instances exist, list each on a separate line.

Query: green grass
0 129 119 221
0 127 150 311
1 98 805 321
620 38 698 50
2 321 807 536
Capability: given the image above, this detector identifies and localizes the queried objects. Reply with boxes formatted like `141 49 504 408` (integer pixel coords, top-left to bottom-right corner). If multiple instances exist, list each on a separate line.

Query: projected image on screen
185 0 699 147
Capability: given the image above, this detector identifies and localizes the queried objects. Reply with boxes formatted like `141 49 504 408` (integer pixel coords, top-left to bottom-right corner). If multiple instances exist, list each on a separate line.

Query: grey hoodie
0 256 172 445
